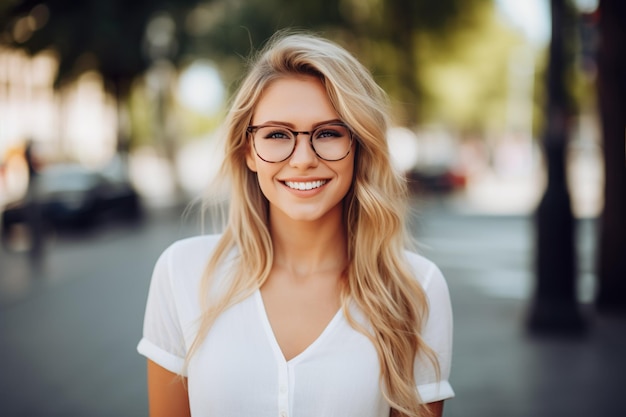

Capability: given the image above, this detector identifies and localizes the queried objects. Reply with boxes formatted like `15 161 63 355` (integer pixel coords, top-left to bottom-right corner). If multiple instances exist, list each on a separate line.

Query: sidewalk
414 196 626 417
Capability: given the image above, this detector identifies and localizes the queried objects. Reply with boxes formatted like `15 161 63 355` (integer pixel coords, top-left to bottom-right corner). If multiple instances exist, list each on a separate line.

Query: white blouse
137 235 454 417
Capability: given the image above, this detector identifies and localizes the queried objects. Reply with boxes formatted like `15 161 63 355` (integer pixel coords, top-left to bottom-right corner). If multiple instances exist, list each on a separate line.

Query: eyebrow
253 119 344 129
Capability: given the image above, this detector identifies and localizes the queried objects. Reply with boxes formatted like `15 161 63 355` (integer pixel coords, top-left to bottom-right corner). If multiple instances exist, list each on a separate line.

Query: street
0 206 200 416
0 198 624 417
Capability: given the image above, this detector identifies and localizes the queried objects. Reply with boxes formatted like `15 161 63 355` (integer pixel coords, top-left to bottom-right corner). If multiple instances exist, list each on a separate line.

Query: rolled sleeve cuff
417 381 455 403
137 338 186 376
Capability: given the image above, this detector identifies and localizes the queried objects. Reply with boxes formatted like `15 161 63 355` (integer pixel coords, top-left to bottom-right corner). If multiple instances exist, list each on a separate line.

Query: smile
284 180 328 191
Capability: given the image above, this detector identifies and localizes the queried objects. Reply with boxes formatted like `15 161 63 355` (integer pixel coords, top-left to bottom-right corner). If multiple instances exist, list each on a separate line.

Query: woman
138 31 454 417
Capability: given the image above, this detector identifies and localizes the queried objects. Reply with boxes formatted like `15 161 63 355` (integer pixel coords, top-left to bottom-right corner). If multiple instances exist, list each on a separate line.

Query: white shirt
137 235 454 417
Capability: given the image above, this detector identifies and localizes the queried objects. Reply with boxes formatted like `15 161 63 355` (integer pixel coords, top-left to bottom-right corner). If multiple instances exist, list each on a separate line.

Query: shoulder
154 234 225 285
165 234 223 258
403 250 446 292
160 234 223 266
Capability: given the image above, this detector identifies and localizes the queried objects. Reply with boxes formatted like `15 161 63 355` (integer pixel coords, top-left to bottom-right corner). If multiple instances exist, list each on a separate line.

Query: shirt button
280 411 287 417
280 385 287 393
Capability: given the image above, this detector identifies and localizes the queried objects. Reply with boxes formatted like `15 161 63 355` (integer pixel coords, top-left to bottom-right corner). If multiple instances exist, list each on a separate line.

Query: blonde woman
137 31 454 417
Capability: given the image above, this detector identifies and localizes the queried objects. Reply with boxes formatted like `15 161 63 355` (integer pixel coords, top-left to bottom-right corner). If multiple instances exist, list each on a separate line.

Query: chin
284 211 326 223
272 204 339 224
270 198 345 224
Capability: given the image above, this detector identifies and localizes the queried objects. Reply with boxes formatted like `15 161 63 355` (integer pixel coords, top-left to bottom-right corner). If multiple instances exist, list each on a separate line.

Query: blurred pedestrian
138 31 454 417
24 140 44 263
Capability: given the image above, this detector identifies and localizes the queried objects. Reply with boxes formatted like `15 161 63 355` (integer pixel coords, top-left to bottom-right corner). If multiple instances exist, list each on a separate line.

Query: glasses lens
312 124 351 161
253 126 295 162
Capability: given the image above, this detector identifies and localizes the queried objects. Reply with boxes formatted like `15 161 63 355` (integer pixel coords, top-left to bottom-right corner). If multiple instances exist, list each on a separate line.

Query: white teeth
284 180 327 191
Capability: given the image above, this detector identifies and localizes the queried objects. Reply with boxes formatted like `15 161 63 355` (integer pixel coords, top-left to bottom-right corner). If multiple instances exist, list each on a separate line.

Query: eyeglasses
247 122 353 163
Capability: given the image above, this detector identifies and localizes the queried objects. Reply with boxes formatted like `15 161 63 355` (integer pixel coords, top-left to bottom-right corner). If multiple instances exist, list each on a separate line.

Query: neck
269 210 348 279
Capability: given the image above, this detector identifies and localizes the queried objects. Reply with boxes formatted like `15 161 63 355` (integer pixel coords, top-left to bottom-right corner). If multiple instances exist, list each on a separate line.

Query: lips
283 180 328 191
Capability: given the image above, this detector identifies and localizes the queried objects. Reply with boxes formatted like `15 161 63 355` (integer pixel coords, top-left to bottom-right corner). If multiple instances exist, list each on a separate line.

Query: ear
246 148 258 172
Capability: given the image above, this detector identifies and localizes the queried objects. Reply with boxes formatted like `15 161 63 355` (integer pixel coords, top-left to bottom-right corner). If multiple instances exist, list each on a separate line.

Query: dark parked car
1 163 142 247
406 166 467 194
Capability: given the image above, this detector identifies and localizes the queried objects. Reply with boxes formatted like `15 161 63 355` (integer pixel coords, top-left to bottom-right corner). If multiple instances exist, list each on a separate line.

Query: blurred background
0 0 624 416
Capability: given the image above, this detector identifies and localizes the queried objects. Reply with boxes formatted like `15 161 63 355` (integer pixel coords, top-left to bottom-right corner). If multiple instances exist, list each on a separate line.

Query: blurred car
406 166 467 194
1 163 142 243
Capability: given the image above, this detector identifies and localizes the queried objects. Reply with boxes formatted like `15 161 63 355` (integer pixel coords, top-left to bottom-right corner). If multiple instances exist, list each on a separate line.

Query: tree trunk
110 77 133 157
527 0 585 334
387 0 420 126
595 0 626 313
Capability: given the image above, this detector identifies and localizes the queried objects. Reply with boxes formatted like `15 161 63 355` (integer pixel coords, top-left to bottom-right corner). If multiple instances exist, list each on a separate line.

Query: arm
147 359 191 417
425 400 444 417
389 401 444 417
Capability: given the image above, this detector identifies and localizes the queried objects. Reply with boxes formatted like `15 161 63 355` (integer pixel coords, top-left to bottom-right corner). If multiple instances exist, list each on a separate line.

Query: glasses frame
246 122 354 163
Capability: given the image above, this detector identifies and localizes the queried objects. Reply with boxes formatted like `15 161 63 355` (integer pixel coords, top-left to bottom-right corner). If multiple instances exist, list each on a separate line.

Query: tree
0 0 200 149
527 0 585 334
595 0 626 314
2 0 494 132
178 0 489 127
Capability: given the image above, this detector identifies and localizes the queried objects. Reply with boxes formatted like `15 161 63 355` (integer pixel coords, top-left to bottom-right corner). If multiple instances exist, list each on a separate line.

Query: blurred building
0 46 118 205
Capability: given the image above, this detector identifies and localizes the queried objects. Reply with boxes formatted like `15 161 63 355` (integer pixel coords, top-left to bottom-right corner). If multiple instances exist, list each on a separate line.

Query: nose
289 134 319 168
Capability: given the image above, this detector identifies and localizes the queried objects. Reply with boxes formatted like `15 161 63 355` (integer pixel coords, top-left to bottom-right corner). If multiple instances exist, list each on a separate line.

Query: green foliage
128 79 155 148
1 0 553 141
415 1 528 130
178 0 492 126
176 105 223 140
0 0 199 93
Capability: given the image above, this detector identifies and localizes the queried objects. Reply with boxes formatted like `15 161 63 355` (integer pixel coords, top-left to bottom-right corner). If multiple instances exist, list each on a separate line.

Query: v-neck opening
254 289 343 365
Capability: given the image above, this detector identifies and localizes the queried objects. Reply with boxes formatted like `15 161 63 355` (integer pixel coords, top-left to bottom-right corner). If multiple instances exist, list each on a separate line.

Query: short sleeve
137 244 187 375
413 260 455 403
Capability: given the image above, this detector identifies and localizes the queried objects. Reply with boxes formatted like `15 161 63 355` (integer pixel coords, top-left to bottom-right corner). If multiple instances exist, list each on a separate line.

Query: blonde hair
190 31 439 417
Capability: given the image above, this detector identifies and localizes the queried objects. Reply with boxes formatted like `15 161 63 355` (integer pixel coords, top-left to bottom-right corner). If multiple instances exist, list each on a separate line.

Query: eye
259 127 293 140
314 125 348 140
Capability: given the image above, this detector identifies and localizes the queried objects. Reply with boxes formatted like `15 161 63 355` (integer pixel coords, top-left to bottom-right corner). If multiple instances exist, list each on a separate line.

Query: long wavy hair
188 31 439 417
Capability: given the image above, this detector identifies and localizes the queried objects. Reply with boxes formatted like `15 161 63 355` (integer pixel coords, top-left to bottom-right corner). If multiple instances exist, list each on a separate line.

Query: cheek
252 164 279 195
346 154 357 182
338 161 356 197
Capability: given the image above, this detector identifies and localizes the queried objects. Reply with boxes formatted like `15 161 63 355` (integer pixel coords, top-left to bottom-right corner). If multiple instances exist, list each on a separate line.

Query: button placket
277 361 289 417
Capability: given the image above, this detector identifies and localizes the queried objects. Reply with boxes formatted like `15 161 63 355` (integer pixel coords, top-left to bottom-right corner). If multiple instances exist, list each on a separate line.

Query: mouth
283 180 328 191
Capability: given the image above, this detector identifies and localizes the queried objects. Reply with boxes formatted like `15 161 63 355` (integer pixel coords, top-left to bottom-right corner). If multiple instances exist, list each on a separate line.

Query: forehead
252 75 339 125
